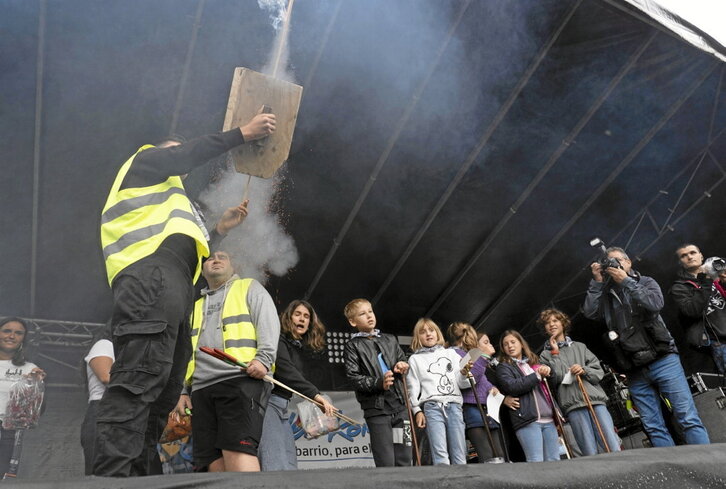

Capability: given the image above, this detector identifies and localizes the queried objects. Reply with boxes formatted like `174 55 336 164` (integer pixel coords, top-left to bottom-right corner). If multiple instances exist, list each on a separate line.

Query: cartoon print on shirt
427 357 454 395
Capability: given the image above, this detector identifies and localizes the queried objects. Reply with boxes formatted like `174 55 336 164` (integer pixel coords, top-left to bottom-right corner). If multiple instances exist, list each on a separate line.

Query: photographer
582 247 709 447
670 243 726 375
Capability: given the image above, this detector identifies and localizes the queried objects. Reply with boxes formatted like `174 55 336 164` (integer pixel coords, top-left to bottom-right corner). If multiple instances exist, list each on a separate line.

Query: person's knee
222 450 260 472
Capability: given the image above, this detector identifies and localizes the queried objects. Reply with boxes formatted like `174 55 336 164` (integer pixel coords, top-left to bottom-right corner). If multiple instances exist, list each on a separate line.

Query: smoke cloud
198 161 299 284
257 0 287 31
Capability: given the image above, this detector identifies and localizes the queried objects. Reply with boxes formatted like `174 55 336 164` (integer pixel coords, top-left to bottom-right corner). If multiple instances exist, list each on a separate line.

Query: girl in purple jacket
447 322 503 462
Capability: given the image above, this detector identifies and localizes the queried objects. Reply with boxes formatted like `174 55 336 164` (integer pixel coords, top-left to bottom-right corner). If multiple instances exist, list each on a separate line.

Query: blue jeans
628 353 710 446
515 421 560 462
258 394 297 471
423 402 467 465
567 405 621 456
711 343 726 375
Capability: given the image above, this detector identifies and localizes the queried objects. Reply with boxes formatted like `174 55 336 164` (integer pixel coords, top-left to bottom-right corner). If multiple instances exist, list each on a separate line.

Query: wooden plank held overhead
222 67 303 178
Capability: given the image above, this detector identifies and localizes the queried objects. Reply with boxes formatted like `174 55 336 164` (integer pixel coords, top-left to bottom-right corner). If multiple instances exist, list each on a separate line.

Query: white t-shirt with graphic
0 360 39 421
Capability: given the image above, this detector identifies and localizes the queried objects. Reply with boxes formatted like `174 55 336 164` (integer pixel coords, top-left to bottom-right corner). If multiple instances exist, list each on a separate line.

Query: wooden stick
199 347 361 426
467 374 501 460
542 378 572 459
272 0 295 79
576 374 611 453
399 376 421 466
242 174 252 202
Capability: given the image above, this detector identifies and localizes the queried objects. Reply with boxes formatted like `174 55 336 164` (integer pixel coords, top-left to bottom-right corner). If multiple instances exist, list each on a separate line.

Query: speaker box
693 387 726 443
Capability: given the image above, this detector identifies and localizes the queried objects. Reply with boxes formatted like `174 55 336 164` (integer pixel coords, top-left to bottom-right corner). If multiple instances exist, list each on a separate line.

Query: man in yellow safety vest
175 249 279 472
94 112 275 477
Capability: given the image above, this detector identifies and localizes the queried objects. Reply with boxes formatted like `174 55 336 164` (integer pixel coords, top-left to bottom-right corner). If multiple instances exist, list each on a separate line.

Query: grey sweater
188 275 280 392
539 341 608 414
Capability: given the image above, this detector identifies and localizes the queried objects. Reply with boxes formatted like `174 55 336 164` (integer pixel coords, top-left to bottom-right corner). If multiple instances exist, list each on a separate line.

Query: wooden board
222 67 303 178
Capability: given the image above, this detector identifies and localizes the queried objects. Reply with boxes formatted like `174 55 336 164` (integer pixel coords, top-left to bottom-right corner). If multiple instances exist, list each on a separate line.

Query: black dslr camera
590 238 622 270
703 256 726 279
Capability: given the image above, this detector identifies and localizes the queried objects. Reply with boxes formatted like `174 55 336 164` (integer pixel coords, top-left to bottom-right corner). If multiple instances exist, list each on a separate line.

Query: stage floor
14 443 726 489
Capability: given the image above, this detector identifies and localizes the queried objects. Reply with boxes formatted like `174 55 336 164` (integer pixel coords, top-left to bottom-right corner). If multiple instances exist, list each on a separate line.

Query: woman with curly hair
258 300 335 471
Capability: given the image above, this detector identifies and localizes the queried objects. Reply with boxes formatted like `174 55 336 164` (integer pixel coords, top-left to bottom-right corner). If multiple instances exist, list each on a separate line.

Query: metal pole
30 0 47 316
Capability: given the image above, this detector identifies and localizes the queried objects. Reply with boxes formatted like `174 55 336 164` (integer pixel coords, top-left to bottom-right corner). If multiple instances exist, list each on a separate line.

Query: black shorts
191 376 270 468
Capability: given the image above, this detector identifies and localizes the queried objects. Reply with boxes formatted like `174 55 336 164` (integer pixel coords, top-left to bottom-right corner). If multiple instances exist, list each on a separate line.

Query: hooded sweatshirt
406 346 470 415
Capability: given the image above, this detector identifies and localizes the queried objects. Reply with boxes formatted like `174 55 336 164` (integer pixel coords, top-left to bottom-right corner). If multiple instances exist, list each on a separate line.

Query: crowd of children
343 298 621 466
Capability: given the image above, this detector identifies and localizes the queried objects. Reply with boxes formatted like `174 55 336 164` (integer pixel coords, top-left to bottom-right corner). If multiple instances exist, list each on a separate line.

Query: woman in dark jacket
258 300 335 471
496 330 560 462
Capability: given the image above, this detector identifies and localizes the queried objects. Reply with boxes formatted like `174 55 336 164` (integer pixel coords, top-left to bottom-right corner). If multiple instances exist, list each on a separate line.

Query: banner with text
292 391 375 469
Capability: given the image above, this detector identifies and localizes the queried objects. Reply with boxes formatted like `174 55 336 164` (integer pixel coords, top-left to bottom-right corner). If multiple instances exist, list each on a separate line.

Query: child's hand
460 360 474 376
536 365 551 377
503 395 520 410
393 361 409 375
382 371 394 390
570 364 585 376
548 336 559 354
314 394 336 417
415 411 426 429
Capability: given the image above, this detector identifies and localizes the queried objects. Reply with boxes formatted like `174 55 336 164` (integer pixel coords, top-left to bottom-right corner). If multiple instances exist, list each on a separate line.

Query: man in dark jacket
583 247 709 447
670 243 726 375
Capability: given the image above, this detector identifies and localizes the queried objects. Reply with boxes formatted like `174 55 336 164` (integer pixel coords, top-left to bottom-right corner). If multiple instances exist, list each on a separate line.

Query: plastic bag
296 395 339 439
159 411 192 443
3 376 45 430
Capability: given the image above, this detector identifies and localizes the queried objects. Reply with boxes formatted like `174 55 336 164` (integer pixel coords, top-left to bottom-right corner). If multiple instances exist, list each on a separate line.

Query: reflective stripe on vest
185 278 258 384
100 145 210 285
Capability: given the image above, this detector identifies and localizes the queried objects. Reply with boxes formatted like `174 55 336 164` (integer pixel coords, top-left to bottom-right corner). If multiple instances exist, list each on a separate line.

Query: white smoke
257 0 287 31
198 163 299 284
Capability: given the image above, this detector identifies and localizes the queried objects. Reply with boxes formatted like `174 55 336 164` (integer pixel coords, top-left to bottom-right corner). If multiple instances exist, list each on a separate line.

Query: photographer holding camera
583 246 710 447
670 243 726 375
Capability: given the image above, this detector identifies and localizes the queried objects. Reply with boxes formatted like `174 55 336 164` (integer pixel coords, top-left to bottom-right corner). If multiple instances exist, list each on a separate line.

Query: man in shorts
175 250 279 471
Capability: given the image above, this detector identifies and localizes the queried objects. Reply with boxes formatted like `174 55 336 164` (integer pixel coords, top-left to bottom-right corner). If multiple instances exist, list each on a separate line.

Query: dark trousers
93 251 194 477
366 411 412 467
0 428 16 476
467 426 503 462
81 400 100 475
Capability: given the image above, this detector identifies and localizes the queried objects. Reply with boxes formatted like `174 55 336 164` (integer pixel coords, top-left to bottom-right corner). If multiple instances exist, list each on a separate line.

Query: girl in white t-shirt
0 317 45 476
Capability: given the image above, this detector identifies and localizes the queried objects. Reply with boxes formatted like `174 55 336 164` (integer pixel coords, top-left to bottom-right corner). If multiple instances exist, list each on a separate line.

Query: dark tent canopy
1 0 725 388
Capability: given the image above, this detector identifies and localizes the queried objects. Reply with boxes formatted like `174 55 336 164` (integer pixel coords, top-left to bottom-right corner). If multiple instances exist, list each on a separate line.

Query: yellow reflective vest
100 145 210 285
185 278 259 384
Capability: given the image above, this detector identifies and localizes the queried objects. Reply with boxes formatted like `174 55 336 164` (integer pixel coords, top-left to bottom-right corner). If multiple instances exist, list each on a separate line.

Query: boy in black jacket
343 299 411 467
